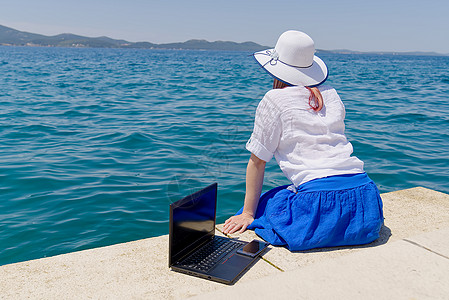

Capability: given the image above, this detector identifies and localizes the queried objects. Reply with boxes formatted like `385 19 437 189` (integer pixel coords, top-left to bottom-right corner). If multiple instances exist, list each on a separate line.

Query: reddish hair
273 79 323 112
305 86 323 112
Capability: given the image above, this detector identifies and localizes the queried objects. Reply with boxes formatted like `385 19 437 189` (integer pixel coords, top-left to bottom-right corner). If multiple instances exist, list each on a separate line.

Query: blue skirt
236 173 384 251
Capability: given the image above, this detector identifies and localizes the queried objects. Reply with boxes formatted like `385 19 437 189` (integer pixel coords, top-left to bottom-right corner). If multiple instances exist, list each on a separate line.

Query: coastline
1 24 448 56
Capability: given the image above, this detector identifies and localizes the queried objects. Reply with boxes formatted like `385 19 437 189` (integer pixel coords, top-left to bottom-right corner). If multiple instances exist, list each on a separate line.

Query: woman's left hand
222 212 254 235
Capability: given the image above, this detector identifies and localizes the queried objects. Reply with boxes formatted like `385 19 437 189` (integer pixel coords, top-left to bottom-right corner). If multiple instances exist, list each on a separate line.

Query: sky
1 0 448 54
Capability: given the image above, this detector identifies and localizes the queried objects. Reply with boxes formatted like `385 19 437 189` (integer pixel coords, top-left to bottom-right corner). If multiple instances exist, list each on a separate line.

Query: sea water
0 46 448 265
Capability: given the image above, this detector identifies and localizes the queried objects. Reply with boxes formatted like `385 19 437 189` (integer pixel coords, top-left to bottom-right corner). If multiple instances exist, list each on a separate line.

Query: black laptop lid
169 183 217 266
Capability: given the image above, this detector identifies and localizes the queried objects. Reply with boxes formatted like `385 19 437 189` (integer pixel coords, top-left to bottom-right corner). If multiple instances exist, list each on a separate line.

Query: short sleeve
246 93 282 162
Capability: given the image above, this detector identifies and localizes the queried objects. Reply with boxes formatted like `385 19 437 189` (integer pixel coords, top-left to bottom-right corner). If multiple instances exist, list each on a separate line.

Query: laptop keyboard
179 237 243 272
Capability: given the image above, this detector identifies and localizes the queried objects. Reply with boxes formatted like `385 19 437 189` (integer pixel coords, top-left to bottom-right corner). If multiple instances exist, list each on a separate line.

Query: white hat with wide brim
253 30 328 87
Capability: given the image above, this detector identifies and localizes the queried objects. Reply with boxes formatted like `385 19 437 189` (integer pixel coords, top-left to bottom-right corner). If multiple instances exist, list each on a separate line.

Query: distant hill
0 24 268 52
1 24 447 56
317 48 448 57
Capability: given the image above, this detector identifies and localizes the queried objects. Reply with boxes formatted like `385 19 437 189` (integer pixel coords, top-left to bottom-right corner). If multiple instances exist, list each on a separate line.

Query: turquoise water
1 46 448 266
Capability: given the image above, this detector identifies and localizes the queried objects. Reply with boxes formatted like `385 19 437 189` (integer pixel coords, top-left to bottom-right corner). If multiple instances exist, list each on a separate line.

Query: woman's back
247 84 364 186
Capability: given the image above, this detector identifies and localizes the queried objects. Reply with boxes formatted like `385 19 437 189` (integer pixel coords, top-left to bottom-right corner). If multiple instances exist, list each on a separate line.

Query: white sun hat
253 30 328 87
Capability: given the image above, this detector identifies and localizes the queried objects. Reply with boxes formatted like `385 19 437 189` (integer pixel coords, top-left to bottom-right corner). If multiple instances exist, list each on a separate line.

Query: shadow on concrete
296 225 392 254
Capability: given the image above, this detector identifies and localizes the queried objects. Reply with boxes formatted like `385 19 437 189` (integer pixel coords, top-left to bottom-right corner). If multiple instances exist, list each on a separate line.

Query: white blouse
246 85 364 187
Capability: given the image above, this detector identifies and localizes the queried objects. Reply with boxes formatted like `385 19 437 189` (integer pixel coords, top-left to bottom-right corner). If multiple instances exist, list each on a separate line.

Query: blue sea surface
1 46 448 266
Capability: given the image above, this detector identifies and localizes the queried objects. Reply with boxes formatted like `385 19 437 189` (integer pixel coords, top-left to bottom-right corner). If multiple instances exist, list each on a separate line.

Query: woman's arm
222 153 266 234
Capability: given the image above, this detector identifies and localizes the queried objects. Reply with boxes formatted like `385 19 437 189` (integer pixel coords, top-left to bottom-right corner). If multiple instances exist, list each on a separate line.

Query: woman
222 30 383 251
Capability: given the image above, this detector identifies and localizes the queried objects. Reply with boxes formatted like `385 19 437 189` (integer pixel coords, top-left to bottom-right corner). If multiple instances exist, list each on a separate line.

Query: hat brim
253 49 328 87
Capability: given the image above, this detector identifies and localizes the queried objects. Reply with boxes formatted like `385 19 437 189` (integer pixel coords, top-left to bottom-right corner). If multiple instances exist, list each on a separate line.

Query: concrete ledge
1 187 449 299
192 228 449 300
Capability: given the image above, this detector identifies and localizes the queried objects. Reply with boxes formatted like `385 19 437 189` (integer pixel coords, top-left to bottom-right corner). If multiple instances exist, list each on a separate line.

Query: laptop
169 183 269 285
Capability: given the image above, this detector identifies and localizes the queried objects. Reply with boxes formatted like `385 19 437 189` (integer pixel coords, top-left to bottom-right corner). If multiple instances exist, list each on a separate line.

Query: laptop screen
169 183 217 265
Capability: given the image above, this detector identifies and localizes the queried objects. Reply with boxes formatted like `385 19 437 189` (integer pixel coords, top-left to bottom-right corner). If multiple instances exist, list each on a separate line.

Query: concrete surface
193 228 449 300
0 187 448 299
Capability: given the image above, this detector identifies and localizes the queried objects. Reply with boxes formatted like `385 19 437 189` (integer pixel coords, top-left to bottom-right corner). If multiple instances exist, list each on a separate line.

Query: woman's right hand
222 154 265 235
222 212 254 235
